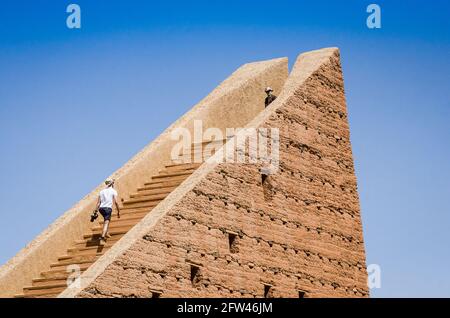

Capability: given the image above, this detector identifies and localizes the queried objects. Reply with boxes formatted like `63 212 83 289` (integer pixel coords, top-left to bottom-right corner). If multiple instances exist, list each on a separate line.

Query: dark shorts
99 207 112 221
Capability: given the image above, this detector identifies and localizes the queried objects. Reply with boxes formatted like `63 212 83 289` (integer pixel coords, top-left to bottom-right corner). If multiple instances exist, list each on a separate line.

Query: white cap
105 178 115 186
265 86 273 92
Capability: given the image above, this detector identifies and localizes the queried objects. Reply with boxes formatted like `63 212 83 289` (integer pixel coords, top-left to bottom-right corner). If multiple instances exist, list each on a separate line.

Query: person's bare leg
101 220 110 239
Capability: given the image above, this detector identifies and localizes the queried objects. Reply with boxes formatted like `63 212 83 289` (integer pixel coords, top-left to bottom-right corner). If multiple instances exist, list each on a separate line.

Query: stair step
191 138 229 146
23 285 67 297
59 250 105 261
32 277 71 288
186 150 217 156
147 176 190 184
50 260 96 271
75 232 125 244
92 221 138 232
158 167 198 175
65 245 111 257
95 217 141 227
162 166 199 172
120 200 162 210
146 171 192 181
93 220 141 232
171 156 206 163
139 178 187 188
137 181 183 191
97 213 145 224
21 293 60 298
129 187 176 198
120 203 157 212
123 193 168 205
40 264 92 279
83 229 128 238
91 224 134 234
164 163 201 169
83 229 128 239
50 255 97 268
173 157 214 165
24 283 67 292
52 254 97 265
73 236 122 249
68 243 115 254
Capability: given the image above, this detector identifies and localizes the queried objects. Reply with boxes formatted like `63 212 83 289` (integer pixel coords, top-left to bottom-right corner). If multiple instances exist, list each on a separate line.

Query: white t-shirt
99 187 118 209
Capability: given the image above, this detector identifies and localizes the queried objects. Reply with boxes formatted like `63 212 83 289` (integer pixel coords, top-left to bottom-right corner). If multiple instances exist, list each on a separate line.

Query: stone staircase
14 139 226 298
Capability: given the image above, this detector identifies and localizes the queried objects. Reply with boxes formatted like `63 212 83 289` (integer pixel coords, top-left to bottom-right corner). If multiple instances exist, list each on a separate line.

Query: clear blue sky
0 1 449 297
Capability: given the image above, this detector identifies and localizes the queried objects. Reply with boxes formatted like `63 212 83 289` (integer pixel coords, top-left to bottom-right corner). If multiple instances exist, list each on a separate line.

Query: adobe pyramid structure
0 47 368 298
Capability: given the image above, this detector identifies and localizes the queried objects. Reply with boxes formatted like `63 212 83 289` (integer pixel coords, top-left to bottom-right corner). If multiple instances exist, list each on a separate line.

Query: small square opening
149 288 162 298
264 284 272 298
261 173 268 185
228 233 239 253
190 264 200 285
152 291 161 298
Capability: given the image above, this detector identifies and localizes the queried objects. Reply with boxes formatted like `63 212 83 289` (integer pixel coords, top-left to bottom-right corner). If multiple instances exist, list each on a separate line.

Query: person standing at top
95 178 120 245
264 87 277 108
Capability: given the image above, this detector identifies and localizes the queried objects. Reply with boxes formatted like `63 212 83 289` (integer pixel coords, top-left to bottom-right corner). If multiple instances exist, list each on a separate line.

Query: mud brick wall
76 50 368 298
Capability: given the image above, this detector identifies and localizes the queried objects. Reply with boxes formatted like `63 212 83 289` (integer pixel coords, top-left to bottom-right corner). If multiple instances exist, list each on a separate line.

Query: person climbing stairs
14 138 227 298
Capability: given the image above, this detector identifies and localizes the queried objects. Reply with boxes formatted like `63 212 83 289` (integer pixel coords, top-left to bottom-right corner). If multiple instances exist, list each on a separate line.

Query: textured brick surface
75 48 368 298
